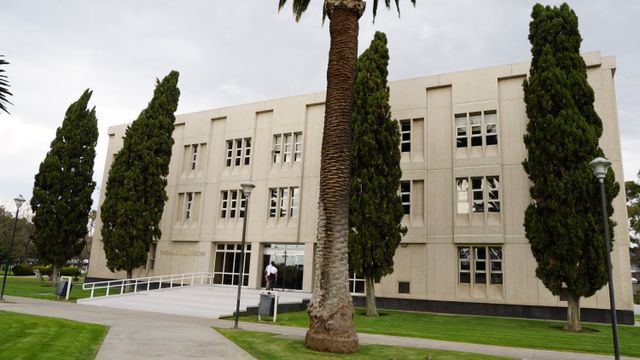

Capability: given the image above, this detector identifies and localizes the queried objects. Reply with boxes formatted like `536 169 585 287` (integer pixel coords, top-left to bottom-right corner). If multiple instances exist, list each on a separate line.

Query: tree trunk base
565 295 582 331
305 328 358 354
305 303 358 354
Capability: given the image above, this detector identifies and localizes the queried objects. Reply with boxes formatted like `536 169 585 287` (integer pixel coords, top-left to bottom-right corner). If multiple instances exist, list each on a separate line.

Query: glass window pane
475 273 487 284
490 247 502 260
491 273 503 284
460 273 470 283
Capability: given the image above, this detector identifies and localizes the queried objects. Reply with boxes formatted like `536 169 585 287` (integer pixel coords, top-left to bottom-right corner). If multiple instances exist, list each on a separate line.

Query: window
213 243 251 286
456 176 500 214
272 132 303 164
400 181 411 215
400 120 411 152
220 189 246 220
455 110 498 148
294 133 303 162
398 281 411 294
225 138 252 168
458 246 503 285
268 186 299 220
191 144 199 170
185 192 194 219
349 272 365 294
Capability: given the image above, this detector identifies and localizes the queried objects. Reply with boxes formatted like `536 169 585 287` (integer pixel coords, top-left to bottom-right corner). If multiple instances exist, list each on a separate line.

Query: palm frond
373 0 416 20
278 0 311 22
0 55 12 114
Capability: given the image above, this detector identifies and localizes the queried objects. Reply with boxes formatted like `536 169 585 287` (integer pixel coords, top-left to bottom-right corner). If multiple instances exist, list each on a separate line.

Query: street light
1 194 26 301
282 249 287 291
589 157 620 360
234 181 255 329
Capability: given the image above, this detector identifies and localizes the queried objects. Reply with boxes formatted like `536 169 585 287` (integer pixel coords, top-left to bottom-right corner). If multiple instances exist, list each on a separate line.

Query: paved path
1 293 638 360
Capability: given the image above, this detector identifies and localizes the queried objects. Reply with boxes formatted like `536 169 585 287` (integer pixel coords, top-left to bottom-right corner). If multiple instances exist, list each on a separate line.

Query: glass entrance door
262 244 304 290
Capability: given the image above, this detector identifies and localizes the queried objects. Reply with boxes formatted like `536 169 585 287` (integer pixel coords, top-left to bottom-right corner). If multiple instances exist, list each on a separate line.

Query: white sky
1 1 638 209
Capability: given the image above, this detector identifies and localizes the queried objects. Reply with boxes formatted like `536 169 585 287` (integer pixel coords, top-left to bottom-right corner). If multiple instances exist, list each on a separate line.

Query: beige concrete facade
88 52 633 314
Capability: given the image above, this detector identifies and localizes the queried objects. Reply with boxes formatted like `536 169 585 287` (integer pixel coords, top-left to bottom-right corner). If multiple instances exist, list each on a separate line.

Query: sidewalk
0 296 254 360
1 296 637 360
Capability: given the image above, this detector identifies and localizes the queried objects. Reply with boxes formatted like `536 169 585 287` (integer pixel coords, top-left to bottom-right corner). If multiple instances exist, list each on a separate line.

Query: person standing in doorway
265 261 278 290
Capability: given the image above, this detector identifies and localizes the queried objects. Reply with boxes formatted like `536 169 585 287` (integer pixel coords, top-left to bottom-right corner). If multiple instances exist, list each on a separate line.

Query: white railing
82 272 216 299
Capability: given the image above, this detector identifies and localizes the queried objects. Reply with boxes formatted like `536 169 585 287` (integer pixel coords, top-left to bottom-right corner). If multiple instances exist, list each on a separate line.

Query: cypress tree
349 31 406 317
31 89 98 285
100 71 180 279
522 3 619 331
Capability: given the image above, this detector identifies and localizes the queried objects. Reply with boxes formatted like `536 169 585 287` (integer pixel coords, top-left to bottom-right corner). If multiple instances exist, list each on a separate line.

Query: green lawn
0 310 107 360
216 328 510 360
232 308 640 357
1 276 105 301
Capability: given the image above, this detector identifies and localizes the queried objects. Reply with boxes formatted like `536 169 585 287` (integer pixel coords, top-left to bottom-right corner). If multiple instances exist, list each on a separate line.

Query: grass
1 276 105 302
0 310 107 360
216 328 510 360
231 308 640 357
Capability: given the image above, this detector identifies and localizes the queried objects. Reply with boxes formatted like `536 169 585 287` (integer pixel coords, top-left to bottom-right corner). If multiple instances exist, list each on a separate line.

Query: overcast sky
1 1 638 210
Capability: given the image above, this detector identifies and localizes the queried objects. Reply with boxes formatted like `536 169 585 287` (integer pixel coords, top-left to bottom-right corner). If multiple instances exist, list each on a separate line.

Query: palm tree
278 0 415 354
0 55 12 114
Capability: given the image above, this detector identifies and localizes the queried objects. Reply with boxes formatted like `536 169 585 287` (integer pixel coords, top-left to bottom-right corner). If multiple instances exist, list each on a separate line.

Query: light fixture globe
14 194 25 209
589 157 612 180
240 182 255 197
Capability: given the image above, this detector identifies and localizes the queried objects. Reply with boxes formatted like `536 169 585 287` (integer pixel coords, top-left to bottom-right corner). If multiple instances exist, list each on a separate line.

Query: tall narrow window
290 187 300 218
283 134 293 162
470 112 483 147
269 189 278 218
457 178 470 214
474 247 487 284
220 191 228 218
455 114 467 148
471 177 484 213
487 176 500 213
191 144 199 170
229 190 238 218
490 247 503 284
234 139 242 166
459 247 471 283
400 120 411 152
485 111 498 145
273 135 282 163
148 243 157 270
279 187 290 217
400 181 410 215
239 193 246 218
225 141 233 167
244 138 251 166
294 133 303 162
185 192 193 219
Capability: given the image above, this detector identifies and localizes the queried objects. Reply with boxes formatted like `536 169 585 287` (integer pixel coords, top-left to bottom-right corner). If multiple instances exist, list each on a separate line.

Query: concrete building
88 52 634 323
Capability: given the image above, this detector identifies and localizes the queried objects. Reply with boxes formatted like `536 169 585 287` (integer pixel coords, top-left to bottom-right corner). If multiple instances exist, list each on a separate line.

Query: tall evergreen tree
0 55 12 114
31 90 98 285
100 71 180 280
522 3 619 331
626 171 640 246
349 31 406 317
279 0 415 353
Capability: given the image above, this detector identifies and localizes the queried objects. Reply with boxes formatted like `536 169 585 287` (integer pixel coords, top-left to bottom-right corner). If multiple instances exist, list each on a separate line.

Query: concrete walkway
1 294 638 360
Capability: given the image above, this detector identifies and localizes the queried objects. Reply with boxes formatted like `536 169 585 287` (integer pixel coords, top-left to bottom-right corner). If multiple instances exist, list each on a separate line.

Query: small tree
0 55 12 114
31 90 98 285
349 31 406 317
522 3 619 331
101 71 180 279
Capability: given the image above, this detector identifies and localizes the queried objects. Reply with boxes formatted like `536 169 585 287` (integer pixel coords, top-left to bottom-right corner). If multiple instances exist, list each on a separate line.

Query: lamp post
589 157 620 360
234 182 255 329
1 194 26 301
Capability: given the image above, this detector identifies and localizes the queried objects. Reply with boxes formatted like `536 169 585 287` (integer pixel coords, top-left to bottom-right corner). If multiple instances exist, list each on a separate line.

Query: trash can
55 281 72 297
258 293 276 317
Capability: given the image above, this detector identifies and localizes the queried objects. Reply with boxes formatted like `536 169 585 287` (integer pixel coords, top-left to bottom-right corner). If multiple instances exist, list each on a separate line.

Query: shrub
11 264 34 276
61 266 82 280
33 265 53 276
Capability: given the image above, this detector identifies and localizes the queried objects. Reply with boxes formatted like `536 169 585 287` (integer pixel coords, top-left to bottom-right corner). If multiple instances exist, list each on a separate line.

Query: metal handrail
82 272 216 299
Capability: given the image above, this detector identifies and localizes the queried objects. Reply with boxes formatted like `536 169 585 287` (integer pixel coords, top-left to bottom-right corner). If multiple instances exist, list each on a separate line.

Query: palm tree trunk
365 276 378 317
304 0 364 354
565 295 582 331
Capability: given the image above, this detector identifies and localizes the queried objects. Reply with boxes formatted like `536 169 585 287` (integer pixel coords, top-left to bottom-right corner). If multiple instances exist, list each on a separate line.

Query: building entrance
262 244 304 290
